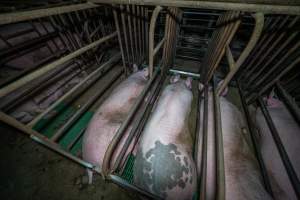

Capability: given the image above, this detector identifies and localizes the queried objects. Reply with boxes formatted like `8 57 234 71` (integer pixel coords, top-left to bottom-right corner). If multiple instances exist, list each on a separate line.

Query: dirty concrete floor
0 123 134 200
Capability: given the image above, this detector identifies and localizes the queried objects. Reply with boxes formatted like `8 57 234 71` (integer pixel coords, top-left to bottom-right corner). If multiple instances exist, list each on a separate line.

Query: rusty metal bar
257 97 300 198
0 32 117 98
217 13 264 95
90 0 300 15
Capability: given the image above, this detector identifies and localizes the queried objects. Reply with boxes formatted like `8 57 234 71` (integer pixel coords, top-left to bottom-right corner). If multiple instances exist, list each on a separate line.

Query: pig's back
134 83 196 200
221 98 272 200
82 74 147 167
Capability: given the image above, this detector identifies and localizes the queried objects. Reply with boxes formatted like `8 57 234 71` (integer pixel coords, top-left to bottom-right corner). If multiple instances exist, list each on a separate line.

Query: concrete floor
0 122 134 200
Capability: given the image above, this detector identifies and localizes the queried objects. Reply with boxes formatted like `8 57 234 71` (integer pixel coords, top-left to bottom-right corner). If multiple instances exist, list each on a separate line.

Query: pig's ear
170 74 180 83
133 64 138 72
185 77 193 89
217 80 228 96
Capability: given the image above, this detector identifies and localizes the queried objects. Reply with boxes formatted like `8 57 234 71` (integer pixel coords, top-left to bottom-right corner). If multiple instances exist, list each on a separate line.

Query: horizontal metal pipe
90 0 300 15
169 69 200 79
0 2 99 25
0 32 117 98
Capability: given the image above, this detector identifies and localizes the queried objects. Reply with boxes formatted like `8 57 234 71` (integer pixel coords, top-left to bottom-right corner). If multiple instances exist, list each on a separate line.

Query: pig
133 75 197 200
254 95 300 200
198 83 272 200
82 67 149 183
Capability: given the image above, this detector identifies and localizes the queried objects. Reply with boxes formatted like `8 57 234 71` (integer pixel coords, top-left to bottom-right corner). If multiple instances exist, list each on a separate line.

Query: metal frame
90 0 300 15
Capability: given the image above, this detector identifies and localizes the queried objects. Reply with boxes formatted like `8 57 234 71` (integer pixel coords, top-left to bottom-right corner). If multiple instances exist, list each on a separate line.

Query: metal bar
153 37 165 56
213 78 225 200
109 174 163 199
0 32 117 98
249 39 300 92
27 53 121 128
199 85 208 200
0 111 94 169
245 17 299 86
112 72 162 172
113 5 127 75
132 5 139 61
247 56 300 104
127 5 135 65
217 13 264 95
102 69 159 175
148 6 163 78
90 0 300 15
276 82 300 125
0 3 99 25
137 6 142 61
237 80 274 196
257 97 300 198
50 68 123 142
169 69 200 79
120 5 131 69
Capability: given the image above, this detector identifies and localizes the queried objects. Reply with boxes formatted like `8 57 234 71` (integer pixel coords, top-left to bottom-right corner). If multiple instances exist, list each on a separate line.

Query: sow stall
0 1 299 199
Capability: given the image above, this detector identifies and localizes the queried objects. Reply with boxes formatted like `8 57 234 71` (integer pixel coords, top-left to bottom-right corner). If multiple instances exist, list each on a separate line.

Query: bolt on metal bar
0 31 117 98
257 97 300 198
